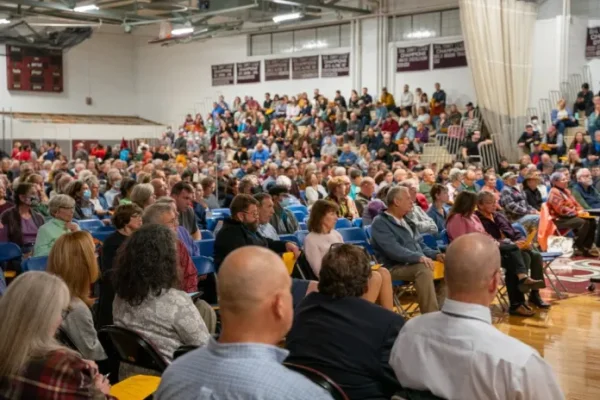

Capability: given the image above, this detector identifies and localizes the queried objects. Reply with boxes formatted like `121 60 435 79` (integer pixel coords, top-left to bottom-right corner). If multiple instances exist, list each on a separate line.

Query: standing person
0 272 112 399
390 234 564 400
155 247 333 400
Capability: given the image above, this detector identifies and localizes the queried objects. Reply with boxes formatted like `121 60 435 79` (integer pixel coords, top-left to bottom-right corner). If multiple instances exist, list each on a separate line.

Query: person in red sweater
381 115 400 134
17 145 31 162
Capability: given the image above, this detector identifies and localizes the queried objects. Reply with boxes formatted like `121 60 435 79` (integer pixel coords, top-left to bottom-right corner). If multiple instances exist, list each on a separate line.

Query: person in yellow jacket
380 87 397 113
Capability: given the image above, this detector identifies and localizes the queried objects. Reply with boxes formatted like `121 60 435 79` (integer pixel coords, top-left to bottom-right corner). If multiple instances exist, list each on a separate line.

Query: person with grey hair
446 168 463 203
547 171 598 255
103 169 123 207
390 233 564 400
33 194 79 257
571 168 600 210
398 179 438 235
131 183 156 210
370 186 445 314
83 175 109 216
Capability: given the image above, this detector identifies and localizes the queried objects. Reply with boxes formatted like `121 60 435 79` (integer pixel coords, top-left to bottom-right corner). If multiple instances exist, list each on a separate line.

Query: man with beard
214 194 314 307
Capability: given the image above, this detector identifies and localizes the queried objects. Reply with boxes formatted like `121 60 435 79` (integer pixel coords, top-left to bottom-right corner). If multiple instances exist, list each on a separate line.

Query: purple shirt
21 217 39 245
415 127 429 143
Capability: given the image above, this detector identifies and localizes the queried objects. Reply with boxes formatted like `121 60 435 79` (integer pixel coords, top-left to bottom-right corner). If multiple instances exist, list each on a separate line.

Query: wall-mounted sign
396 45 430 72
433 41 468 69
265 58 290 81
211 63 234 86
292 55 319 79
321 53 350 77
586 27 600 59
236 61 261 84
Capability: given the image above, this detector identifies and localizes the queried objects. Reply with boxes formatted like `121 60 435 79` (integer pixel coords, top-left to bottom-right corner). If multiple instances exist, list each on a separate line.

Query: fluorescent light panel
171 27 194 36
273 12 302 23
74 4 99 12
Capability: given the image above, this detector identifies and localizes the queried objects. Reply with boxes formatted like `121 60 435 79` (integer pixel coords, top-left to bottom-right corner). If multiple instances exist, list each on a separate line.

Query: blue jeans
555 119 578 134
517 214 540 230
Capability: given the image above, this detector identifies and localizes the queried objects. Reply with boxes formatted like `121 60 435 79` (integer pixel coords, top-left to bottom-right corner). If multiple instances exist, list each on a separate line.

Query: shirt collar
442 299 492 325
207 338 289 363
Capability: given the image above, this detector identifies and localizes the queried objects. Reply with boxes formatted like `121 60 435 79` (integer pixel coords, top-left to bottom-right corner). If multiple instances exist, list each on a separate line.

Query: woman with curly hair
324 176 356 220
112 224 210 379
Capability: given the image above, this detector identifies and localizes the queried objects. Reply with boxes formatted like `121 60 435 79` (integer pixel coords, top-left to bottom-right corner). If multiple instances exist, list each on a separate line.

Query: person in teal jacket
33 194 79 257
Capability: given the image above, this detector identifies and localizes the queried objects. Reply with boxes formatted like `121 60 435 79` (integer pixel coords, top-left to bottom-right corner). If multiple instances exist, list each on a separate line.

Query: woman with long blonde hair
47 230 106 362
0 272 111 398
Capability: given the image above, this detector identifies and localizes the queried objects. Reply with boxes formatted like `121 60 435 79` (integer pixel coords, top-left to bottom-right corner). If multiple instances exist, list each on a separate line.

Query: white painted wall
530 17 562 108
586 19 600 93
0 29 137 116
388 37 476 108
134 34 353 129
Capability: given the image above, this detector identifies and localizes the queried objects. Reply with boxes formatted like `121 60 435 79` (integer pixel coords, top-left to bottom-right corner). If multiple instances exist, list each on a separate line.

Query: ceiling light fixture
273 12 302 23
0 18 10 24
171 27 194 36
73 4 99 12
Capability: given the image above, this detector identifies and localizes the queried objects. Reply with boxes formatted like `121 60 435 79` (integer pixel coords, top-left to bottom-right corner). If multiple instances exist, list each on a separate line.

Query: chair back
191 256 216 275
352 218 363 228
206 217 219 232
173 344 199 360
286 205 309 215
200 230 215 239
538 203 557 251
439 230 449 245
98 325 169 373
335 218 352 229
420 234 438 250
78 219 104 231
196 239 215 258
298 222 307 231
22 256 48 272
0 242 22 263
364 225 373 240
337 227 368 243
284 363 349 400
292 210 306 222
211 208 231 217
295 230 309 246
56 327 79 351
91 230 113 243
279 234 301 247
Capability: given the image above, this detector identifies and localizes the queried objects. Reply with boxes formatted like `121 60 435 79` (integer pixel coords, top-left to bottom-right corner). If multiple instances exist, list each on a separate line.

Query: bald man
156 247 333 400
390 233 564 400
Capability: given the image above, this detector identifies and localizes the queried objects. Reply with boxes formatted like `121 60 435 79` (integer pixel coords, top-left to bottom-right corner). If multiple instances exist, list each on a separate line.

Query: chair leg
544 264 567 298
546 264 568 293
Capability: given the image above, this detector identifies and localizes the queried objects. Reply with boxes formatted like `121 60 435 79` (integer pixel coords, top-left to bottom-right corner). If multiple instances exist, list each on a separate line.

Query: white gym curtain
459 0 538 161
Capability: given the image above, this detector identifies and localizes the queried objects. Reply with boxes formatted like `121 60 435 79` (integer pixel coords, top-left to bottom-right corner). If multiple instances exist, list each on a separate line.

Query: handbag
547 235 574 258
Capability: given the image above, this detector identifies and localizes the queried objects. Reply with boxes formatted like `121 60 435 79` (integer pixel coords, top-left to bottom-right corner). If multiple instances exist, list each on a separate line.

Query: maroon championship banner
211 63 234 86
433 41 468 69
586 27 600 59
265 58 290 81
292 55 319 79
396 45 430 72
236 61 261 84
321 53 350 77
6 45 63 92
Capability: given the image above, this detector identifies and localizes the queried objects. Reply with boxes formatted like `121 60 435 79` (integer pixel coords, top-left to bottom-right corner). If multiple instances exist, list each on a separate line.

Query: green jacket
33 218 76 257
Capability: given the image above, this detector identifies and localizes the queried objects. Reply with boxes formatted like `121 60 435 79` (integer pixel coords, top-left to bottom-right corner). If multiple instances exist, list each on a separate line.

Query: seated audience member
47 231 106 362
427 184 449 233
0 182 44 255
460 169 480 193
192 183 207 230
269 185 299 235
476 192 549 309
201 177 220 209
389 234 564 400
286 244 404 399
543 125 566 158
34 194 79 257
130 183 156 209
304 171 327 208
325 176 357 220
142 202 198 292
83 175 108 217
446 168 463 204
571 168 600 209
569 131 590 160
113 224 211 379
0 179 13 215
115 177 136 206
398 180 438 235
499 172 540 230
303 200 393 310
517 123 541 154
419 168 436 203
255 193 279 241
547 171 599 256
0 272 112 399
371 186 444 314
64 180 94 220
446 191 543 316
480 173 502 210
172 181 201 240
552 98 578 134
156 247 333 400
151 177 169 198
523 172 544 211
96 204 143 329
355 177 376 218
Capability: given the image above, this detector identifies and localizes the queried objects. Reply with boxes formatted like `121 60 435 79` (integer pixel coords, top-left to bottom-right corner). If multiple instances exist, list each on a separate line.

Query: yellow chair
110 375 161 400
282 252 295 275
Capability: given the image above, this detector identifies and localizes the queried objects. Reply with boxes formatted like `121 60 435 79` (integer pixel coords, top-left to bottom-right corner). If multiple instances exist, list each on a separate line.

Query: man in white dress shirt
389 233 565 400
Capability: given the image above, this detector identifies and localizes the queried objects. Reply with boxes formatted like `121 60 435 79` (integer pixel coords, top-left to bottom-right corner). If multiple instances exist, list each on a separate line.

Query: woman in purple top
0 183 45 255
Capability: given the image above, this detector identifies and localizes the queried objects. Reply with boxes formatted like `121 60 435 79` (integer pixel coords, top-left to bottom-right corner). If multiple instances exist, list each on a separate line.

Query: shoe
582 248 600 257
509 304 536 317
529 290 551 309
518 277 545 293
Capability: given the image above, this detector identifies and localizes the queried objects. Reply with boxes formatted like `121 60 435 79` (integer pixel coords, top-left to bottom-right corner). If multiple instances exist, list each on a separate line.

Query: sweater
446 213 487 241
303 230 343 276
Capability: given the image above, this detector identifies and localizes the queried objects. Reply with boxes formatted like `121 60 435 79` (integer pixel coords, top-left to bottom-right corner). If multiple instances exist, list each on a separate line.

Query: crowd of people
1 81 598 399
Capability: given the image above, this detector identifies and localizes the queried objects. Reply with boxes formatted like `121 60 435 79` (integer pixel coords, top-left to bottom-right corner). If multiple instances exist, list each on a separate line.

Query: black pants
500 244 528 307
554 216 597 251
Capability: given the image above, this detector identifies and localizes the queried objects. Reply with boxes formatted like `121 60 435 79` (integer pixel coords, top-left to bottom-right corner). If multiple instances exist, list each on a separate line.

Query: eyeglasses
60 206 75 211
243 210 259 217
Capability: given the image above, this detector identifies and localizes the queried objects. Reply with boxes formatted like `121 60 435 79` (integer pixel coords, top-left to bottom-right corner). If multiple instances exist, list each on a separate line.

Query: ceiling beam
0 0 159 21
263 0 370 14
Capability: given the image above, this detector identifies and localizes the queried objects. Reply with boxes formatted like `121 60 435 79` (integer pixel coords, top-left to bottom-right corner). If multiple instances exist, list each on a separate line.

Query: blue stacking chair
299 222 307 231
295 230 309 246
91 230 113 243
191 256 216 275
196 239 215 259
206 217 218 232
352 218 363 228
292 211 306 222
22 256 49 272
335 218 352 229
200 230 214 240
299 190 306 202
420 234 438 250
211 208 231 217
279 234 301 247
287 205 308 215
338 227 374 254
0 242 21 263
78 219 104 231
364 225 373 240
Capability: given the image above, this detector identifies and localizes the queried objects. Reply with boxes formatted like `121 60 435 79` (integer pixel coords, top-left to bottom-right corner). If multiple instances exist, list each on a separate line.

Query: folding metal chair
495 269 509 312
541 252 567 298
392 280 420 318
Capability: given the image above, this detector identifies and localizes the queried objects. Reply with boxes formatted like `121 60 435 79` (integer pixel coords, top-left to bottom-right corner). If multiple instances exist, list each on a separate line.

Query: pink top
446 213 487 241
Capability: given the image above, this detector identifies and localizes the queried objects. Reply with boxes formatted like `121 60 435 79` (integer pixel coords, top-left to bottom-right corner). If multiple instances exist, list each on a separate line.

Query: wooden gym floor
493 256 600 400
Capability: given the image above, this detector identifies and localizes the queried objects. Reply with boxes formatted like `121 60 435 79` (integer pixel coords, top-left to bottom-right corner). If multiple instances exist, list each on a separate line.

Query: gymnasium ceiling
0 0 376 48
